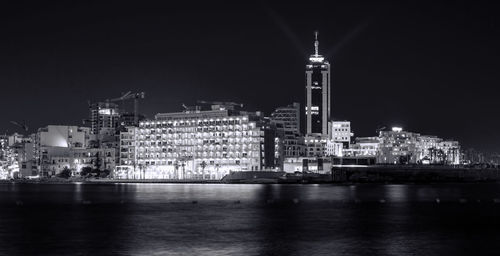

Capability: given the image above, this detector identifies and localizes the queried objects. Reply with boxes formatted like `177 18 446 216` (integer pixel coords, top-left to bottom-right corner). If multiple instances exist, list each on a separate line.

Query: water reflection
1 183 500 255
384 184 409 203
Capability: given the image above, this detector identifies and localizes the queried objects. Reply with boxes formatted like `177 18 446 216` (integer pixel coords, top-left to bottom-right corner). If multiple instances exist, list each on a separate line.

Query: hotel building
116 104 274 180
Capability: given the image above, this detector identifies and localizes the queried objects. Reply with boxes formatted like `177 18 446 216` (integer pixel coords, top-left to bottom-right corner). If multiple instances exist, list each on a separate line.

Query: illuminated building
283 157 332 174
116 104 274 180
330 121 352 148
366 127 462 165
0 136 14 179
343 136 380 157
37 147 117 176
71 148 117 174
36 125 89 149
304 137 327 157
89 102 120 135
325 140 343 157
305 31 331 137
304 31 331 158
437 140 461 165
416 135 442 163
377 127 420 164
0 133 36 179
35 125 90 176
325 121 353 157
415 136 460 165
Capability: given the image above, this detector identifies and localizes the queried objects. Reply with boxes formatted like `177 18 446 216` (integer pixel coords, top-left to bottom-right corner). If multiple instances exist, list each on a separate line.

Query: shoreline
2 166 500 185
1 178 499 185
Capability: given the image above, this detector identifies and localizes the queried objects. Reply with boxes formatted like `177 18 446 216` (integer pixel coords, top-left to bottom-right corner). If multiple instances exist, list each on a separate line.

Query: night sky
1 1 499 152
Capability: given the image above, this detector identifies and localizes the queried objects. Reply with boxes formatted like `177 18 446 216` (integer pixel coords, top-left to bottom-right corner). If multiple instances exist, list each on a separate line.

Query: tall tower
305 31 331 137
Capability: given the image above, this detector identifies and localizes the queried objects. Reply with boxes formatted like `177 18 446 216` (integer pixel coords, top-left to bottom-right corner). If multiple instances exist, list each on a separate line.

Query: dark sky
1 1 499 152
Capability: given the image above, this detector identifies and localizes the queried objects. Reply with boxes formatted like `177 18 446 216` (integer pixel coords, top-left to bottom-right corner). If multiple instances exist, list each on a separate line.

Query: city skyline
1 1 500 153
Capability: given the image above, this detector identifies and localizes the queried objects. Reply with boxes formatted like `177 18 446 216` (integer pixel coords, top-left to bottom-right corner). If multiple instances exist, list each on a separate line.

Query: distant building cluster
0 32 489 180
344 127 461 165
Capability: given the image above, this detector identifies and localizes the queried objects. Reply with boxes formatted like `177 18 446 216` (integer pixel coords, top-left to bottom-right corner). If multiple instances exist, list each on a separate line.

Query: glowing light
98 108 113 115
392 127 403 132
309 56 324 63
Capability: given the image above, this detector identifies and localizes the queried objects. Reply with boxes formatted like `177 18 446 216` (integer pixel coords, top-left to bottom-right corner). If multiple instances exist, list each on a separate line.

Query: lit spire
314 31 319 56
309 30 324 62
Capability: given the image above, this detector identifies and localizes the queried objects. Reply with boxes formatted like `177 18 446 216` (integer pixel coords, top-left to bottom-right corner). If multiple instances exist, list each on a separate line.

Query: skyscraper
305 31 331 137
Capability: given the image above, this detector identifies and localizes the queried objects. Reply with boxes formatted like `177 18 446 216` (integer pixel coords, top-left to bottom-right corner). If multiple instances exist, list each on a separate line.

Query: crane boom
106 91 145 125
10 121 28 132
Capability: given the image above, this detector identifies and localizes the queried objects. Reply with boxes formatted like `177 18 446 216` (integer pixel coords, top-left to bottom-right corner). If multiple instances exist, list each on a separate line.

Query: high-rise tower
305 31 331 137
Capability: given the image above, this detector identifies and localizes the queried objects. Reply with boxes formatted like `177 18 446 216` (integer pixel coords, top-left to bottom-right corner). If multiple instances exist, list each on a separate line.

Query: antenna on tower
314 30 319 56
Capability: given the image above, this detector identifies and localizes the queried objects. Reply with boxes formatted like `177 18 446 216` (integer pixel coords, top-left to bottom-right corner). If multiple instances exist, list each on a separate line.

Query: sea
1 183 500 255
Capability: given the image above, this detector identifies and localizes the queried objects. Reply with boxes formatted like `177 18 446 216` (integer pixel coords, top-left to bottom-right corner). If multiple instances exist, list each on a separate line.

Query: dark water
1 183 500 255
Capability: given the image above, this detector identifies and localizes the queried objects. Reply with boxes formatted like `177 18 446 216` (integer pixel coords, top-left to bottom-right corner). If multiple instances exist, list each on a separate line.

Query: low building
304 135 327 157
416 135 442 163
71 147 117 175
0 134 36 178
283 157 332 174
350 127 462 165
377 127 420 164
344 136 380 157
438 140 461 165
35 125 91 177
325 140 343 157
330 121 352 149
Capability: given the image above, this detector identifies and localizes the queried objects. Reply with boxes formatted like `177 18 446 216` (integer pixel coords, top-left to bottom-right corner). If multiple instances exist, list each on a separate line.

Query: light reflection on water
0 183 500 255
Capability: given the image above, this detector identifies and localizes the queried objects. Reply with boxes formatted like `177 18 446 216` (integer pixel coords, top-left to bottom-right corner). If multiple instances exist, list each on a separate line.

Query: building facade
116 106 272 180
437 140 461 165
330 121 352 149
89 102 120 135
325 140 343 157
305 31 331 137
304 136 327 157
377 127 420 164
358 127 463 165
35 125 90 176
344 136 380 157
270 103 304 165
283 157 332 174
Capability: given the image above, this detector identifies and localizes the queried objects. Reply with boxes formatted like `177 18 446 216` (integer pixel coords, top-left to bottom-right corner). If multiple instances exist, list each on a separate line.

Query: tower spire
314 30 319 56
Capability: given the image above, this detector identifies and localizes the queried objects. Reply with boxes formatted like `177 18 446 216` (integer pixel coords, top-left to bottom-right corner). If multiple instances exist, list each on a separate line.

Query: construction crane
10 121 28 132
196 100 243 108
376 126 386 135
108 91 146 125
